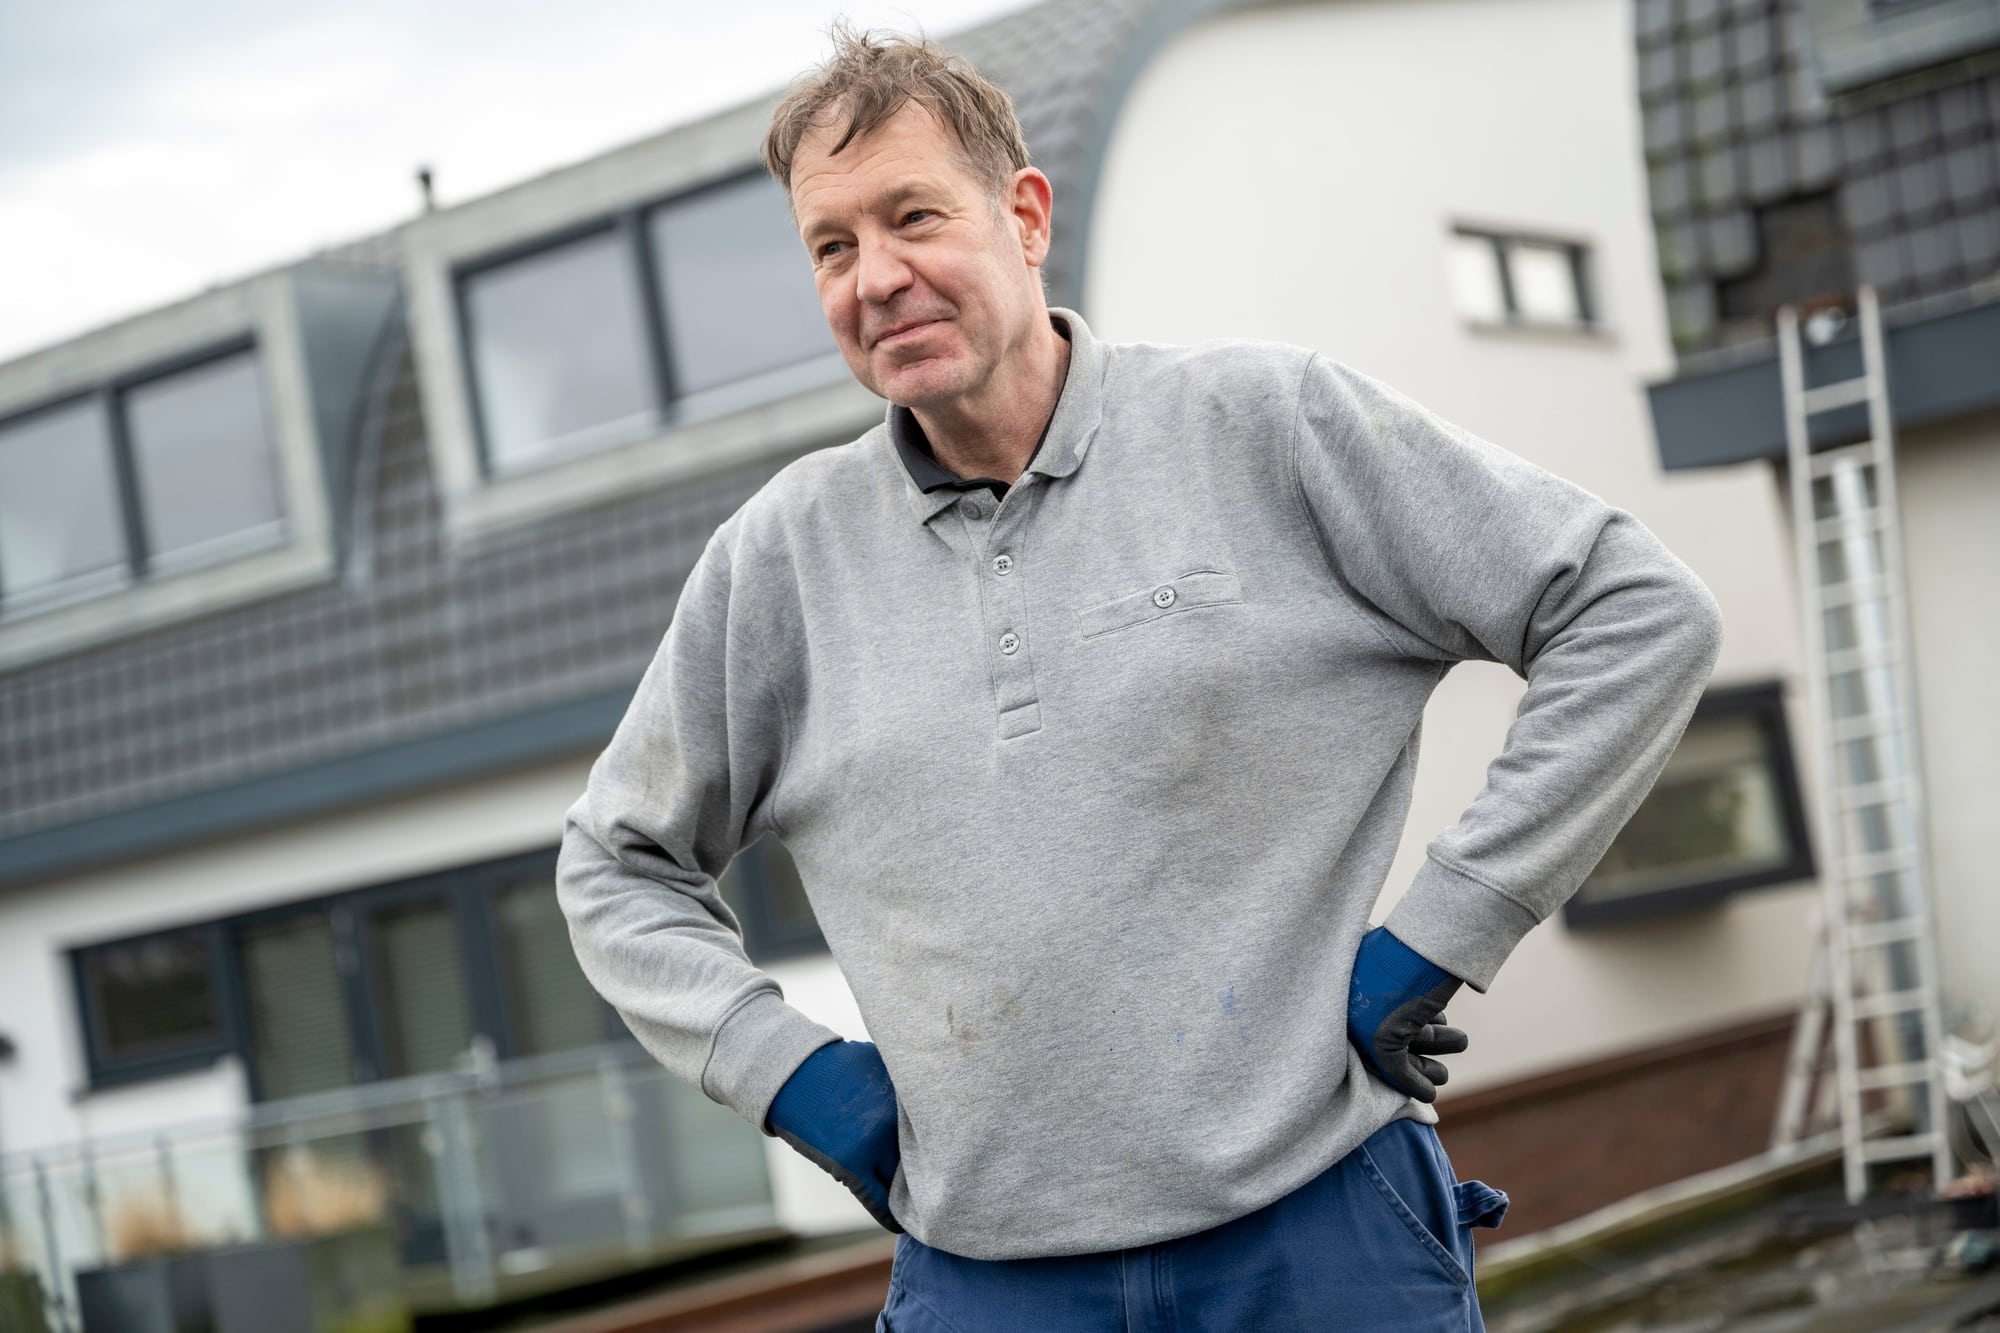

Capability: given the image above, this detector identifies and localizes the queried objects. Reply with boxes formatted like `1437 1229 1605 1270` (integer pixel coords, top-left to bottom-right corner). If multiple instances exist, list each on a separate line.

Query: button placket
977 486 1041 739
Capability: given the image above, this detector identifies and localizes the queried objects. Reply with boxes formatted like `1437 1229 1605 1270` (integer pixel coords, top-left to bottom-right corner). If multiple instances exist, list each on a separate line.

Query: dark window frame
452 167 831 479
69 839 829 1095
69 921 244 1089
1563 679 1817 929
1451 225 1600 332
0 335 279 618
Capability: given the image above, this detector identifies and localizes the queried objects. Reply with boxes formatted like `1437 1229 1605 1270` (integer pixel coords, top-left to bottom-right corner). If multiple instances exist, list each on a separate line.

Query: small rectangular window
0 399 128 611
461 227 662 475
124 350 287 570
76 929 226 1079
1565 681 1815 926
648 174 835 398
1448 227 1597 332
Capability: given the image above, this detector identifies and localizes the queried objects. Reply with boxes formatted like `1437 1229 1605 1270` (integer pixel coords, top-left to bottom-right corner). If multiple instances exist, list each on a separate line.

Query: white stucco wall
1893 408 2000 1036
0 752 877 1239
1086 0 1822 1092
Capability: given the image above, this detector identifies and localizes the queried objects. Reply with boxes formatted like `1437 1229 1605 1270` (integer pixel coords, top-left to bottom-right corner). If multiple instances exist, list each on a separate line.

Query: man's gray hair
762 21 1033 205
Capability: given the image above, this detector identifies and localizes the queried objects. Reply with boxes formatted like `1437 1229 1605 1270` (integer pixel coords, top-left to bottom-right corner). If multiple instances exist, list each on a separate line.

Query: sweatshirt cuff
1382 856 1542 994
700 990 844 1135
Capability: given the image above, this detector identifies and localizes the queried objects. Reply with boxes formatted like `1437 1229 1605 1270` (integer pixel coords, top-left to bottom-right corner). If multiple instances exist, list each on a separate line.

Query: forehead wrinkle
796 170 958 242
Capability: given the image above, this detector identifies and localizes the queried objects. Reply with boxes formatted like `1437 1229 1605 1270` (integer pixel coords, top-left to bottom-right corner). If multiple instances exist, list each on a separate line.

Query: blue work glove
1347 926 1471 1103
764 1039 904 1233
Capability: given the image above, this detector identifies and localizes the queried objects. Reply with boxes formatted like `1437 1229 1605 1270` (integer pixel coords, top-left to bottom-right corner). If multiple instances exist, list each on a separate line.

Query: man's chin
871 357 971 411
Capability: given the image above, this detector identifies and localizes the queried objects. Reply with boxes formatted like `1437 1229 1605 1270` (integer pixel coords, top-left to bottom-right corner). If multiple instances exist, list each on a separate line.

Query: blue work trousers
875 1117 1509 1331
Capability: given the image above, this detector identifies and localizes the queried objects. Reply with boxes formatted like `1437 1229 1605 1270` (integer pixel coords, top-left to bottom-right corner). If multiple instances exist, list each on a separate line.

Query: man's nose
854 237 913 306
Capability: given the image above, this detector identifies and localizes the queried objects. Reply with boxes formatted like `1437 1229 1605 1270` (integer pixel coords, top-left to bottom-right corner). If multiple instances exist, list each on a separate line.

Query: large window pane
368 900 473 1078
125 351 286 565
649 174 834 396
0 399 125 602
81 930 221 1065
494 880 606 1056
462 229 659 473
243 914 356 1100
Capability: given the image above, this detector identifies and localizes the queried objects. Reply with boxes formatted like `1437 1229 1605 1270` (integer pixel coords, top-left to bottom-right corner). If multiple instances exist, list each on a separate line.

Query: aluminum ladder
1771 283 1953 1202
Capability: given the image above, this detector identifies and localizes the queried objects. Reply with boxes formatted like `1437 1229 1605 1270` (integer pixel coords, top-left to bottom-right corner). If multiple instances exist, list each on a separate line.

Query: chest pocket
1076 569 1244 641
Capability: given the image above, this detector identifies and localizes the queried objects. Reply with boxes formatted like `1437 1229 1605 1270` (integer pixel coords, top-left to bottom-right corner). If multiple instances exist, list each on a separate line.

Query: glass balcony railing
0 1042 777 1333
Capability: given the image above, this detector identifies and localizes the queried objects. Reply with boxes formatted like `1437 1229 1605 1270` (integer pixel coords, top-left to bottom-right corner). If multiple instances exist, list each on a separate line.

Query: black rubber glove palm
1347 925 1472 1102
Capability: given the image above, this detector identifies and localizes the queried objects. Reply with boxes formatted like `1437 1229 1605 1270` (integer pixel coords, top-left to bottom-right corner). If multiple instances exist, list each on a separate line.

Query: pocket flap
1455 1179 1510 1230
1077 569 1242 640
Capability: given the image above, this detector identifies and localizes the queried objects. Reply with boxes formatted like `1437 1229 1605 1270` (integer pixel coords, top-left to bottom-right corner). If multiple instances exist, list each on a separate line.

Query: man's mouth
873 318 940 348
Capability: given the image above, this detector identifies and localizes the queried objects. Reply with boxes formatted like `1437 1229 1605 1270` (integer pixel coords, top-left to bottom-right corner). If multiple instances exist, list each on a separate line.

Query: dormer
400 96 879 551
0 264 398 668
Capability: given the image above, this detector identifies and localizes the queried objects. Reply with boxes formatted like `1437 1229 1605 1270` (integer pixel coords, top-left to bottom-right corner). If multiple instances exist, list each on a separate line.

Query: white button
993 554 1014 576
964 497 992 519
999 631 1020 655
1153 586 1177 608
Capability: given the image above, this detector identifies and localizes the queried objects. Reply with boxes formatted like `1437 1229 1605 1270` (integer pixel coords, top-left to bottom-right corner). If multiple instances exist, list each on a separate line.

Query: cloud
0 0 1028 363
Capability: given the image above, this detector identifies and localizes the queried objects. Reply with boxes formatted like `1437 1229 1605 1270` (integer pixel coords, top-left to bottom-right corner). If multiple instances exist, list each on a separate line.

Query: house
1629 0 2000 1054
6 0 1980 1322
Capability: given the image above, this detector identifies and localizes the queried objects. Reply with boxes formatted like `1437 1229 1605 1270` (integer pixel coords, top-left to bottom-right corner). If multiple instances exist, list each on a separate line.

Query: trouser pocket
1456 1178 1509 1232
1358 1117 1512 1295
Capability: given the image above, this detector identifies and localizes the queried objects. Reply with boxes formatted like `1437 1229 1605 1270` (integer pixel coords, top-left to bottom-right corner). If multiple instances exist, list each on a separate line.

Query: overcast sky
0 0 1029 364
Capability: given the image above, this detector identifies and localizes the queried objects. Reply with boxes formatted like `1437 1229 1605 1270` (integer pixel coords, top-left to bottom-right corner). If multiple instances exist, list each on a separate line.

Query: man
556 25 1724 1332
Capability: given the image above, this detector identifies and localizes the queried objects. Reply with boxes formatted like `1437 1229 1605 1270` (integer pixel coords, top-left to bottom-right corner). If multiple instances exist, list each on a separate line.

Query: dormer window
0 398 126 613
454 172 838 479
462 226 661 475
403 102 878 549
0 344 286 618
0 266 396 668
125 347 287 572
646 173 835 401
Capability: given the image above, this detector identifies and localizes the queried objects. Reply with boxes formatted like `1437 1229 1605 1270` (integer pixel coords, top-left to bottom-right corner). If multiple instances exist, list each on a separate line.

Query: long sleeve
556 516 840 1133
1288 351 1725 992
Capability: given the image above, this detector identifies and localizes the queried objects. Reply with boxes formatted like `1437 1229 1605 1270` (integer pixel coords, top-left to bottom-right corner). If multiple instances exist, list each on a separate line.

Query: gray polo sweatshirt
556 307 1724 1260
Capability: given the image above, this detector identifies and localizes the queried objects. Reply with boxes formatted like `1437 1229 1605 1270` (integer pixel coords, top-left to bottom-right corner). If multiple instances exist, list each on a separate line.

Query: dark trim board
1648 288 2000 470
1647 290 2000 471
0 684 641 890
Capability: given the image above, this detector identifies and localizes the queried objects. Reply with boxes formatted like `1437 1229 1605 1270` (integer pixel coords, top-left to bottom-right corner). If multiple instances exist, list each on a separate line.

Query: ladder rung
1860 1130 1944 1163
1830 712 1901 744
1816 438 1872 474
1851 988 1931 1020
1802 378 1873 415
1842 848 1919 879
1854 1061 1933 1092
1814 512 1885 542
1843 916 1927 949
1834 777 1913 811
1817 575 1891 610
1824 642 1898 675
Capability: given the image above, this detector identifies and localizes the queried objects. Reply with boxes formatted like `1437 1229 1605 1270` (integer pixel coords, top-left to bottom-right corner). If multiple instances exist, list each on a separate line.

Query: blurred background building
0 0 1993 1327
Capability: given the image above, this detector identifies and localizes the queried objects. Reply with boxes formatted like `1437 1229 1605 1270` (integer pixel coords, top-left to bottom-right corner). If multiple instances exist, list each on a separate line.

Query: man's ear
1007 167 1054 268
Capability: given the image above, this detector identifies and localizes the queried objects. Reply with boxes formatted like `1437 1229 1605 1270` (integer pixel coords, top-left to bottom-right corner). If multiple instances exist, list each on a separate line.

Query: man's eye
902 209 933 226
816 240 846 260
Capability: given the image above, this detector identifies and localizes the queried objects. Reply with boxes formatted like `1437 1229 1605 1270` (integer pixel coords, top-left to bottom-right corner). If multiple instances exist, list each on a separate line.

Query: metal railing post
34 1156 73 1333
426 1088 496 1306
598 1053 652 1259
